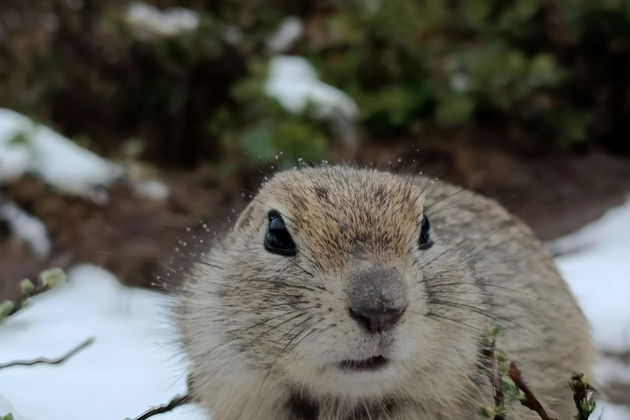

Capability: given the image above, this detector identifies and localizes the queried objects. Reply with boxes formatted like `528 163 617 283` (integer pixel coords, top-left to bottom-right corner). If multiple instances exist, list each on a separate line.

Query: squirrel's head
178 166 483 402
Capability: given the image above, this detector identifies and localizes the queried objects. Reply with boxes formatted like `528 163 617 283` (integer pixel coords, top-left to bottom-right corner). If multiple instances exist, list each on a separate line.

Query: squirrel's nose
348 306 406 333
346 264 408 333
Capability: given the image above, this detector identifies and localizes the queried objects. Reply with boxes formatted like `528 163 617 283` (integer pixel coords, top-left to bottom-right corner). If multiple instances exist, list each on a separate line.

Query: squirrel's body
177 166 592 419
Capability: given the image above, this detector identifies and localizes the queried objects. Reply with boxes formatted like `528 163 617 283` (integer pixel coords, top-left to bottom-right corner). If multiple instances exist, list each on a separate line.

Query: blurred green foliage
0 0 629 170
308 0 627 147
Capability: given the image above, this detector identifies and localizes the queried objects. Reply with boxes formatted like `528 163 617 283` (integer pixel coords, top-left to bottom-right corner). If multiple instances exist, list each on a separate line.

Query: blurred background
1 0 630 418
2 0 630 290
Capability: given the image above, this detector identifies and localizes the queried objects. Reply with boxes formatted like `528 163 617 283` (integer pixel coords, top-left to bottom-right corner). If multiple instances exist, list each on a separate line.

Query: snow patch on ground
555 198 630 353
599 401 630 420
0 196 51 257
551 201 630 257
126 162 170 201
132 179 170 200
125 2 200 39
0 108 122 202
265 55 359 121
554 197 630 417
0 265 205 420
265 55 360 151
267 17 303 53
0 396 33 420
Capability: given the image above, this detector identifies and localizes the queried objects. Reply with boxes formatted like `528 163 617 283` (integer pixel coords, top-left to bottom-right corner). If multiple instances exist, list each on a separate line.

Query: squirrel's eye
264 211 296 256
419 215 433 250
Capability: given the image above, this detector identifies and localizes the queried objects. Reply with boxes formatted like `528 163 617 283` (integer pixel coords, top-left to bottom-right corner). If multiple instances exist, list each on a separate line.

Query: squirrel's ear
234 200 257 231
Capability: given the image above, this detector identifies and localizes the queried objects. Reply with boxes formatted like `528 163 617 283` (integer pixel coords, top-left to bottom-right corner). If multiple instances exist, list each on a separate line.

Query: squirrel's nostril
348 306 406 333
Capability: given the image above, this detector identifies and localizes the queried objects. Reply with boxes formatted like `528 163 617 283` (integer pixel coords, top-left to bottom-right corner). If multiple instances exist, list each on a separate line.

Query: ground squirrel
176 165 592 420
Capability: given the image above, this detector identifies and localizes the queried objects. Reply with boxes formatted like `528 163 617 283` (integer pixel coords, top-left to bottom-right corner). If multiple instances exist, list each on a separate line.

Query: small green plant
570 374 597 420
480 326 597 420
480 325 525 420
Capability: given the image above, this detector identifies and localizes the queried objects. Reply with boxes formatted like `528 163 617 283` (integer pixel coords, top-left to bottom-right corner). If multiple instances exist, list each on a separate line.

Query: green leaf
38 268 67 289
0 300 16 320
19 279 35 296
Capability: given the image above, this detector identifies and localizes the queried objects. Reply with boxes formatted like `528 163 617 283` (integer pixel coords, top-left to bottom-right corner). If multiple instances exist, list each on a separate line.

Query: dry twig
126 394 192 420
508 361 557 420
0 337 94 369
481 327 597 420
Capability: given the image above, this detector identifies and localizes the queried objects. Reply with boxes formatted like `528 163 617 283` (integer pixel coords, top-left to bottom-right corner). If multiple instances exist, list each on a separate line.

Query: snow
0 196 51 258
0 108 167 258
1 197 629 419
0 136 29 183
125 2 200 39
267 17 303 53
132 179 170 200
599 402 630 420
126 162 170 201
555 199 630 353
0 265 206 420
265 56 360 152
553 198 630 418
0 109 122 202
265 55 359 121
0 396 33 420
594 356 630 390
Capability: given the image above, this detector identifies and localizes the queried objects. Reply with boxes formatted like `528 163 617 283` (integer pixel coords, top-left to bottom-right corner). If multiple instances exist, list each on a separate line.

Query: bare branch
126 394 192 420
508 362 557 420
0 337 94 369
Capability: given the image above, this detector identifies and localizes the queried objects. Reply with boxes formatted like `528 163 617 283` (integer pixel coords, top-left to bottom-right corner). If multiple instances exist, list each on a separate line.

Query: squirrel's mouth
338 355 389 372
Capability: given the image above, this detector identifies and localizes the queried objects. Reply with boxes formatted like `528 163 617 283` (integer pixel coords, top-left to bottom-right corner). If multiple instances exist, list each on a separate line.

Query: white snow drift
125 2 200 39
0 265 205 420
0 108 122 202
0 197 51 257
267 17 303 53
265 55 359 122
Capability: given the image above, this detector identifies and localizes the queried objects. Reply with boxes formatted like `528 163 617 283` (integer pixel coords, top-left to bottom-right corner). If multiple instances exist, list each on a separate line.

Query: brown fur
177 165 592 420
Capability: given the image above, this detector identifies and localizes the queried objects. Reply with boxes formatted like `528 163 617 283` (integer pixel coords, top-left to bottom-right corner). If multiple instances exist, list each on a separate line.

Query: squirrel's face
194 167 481 399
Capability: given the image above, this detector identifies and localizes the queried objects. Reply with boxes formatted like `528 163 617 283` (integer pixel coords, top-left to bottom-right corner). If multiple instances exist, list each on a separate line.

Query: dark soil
0 169 248 301
2 145 630 301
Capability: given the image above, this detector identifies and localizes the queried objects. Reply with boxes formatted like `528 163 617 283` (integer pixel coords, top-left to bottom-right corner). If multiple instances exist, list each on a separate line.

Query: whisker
426 298 540 337
425 281 557 306
422 311 485 334
195 308 315 361
424 187 467 213
286 325 319 355
261 317 315 385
